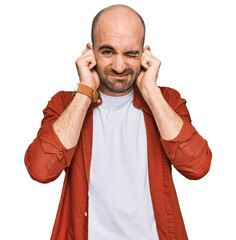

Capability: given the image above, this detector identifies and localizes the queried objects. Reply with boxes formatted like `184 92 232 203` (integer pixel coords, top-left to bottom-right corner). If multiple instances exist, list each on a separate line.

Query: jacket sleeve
24 91 77 183
160 87 212 180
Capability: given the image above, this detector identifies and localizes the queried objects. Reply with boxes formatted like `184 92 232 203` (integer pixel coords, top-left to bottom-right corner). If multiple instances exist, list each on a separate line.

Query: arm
25 43 100 183
137 47 183 140
159 87 212 180
53 92 91 149
137 48 212 180
53 43 100 149
140 84 184 140
24 91 79 183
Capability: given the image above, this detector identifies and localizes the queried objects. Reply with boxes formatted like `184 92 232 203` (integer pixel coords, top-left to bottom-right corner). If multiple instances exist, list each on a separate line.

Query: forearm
141 84 183 140
160 120 212 180
141 84 212 179
53 92 91 149
25 91 82 183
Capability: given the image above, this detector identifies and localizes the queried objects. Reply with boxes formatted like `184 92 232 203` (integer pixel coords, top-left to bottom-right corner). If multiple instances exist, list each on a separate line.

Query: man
25 4 212 240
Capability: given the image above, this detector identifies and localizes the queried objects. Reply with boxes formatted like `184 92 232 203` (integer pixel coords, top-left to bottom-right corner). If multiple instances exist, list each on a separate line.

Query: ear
86 43 93 50
143 45 151 52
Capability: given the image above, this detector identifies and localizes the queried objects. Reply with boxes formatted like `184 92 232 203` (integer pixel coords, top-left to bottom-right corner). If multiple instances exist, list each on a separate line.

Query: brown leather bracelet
73 83 99 102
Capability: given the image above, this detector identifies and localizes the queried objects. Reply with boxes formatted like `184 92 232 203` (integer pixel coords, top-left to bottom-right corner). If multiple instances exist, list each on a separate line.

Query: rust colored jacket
25 85 212 240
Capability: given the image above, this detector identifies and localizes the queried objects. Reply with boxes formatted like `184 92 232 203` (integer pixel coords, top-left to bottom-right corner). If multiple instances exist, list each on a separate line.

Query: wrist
139 84 163 111
73 83 99 102
140 83 161 99
74 91 93 107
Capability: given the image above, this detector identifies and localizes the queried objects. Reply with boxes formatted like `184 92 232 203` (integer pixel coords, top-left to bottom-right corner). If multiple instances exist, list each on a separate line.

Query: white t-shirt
88 89 159 240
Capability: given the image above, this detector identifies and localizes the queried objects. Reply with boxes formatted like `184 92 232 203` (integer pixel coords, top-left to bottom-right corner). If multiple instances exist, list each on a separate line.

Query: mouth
110 73 130 79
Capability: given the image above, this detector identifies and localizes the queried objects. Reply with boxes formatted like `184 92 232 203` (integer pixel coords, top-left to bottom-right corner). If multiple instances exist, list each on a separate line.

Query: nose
111 55 127 74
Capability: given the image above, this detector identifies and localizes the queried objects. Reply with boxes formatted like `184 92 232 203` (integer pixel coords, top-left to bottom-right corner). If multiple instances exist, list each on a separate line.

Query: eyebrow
98 45 115 51
98 45 140 55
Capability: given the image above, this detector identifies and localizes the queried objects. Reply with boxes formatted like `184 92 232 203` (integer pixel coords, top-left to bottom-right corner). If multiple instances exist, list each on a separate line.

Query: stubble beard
98 68 140 94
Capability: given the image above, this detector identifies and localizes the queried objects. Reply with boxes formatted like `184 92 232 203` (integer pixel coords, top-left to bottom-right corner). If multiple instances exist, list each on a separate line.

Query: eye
127 54 137 58
102 50 113 55
125 51 140 58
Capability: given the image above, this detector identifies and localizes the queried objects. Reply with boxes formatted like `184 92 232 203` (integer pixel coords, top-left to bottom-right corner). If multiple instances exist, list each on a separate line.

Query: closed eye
126 54 138 58
125 51 140 58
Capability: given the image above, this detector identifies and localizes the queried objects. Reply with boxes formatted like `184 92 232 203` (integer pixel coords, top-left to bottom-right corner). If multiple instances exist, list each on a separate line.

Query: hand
136 47 161 92
75 43 100 89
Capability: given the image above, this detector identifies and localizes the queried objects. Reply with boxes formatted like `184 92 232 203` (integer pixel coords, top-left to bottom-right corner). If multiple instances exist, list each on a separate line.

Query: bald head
91 5 145 46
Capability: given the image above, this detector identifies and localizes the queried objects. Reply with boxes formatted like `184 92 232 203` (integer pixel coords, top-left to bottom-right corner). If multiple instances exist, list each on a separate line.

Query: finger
141 53 152 69
141 52 161 69
143 49 153 57
88 57 96 69
85 51 97 69
80 49 95 61
143 45 151 53
76 51 96 69
82 42 93 55
141 60 150 70
82 49 87 55
86 43 93 50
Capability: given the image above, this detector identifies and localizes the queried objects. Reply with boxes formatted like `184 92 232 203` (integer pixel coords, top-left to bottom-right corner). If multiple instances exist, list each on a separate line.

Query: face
92 10 144 96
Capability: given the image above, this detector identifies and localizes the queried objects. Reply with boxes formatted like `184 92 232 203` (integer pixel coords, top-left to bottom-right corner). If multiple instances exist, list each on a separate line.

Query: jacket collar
87 83 153 116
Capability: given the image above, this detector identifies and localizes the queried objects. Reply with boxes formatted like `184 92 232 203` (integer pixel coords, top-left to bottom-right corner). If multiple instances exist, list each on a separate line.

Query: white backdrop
1 0 235 239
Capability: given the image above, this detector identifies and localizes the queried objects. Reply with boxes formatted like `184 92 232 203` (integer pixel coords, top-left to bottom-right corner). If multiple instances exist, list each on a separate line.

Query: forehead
93 9 144 51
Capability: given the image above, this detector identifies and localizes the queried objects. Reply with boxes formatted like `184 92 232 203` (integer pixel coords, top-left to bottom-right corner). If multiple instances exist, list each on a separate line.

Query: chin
107 81 135 93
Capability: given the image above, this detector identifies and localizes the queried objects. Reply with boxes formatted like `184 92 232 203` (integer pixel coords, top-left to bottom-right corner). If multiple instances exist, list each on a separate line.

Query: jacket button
84 212 88 217
97 99 101 103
